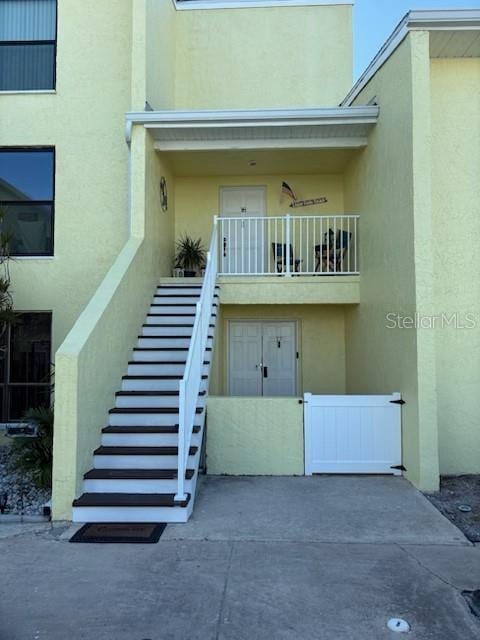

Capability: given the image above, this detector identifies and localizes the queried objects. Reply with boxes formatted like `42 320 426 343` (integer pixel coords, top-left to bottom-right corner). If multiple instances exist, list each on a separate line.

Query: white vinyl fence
304 393 403 475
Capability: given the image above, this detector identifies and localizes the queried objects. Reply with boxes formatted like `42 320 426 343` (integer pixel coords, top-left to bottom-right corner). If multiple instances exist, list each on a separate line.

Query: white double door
220 186 266 274
229 321 297 397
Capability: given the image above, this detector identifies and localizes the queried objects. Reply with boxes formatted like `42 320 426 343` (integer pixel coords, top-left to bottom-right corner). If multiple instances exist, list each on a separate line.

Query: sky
354 0 480 78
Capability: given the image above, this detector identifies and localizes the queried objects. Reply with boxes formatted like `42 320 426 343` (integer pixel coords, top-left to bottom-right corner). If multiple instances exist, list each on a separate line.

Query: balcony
214 214 360 305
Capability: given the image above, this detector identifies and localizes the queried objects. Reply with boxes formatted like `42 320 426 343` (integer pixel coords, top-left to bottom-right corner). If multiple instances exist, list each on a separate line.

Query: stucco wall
146 0 176 110
343 34 439 491
143 2 353 110
430 59 480 474
174 173 345 244
206 397 304 475
0 0 133 357
218 276 360 305
210 304 346 396
173 4 352 109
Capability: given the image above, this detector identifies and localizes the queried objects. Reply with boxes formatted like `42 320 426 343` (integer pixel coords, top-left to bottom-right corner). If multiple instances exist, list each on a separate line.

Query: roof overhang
342 9 480 106
125 106 379 151
172 0 353 11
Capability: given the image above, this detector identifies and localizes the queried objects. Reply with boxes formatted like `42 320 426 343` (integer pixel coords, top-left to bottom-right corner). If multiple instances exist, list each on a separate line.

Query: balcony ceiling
430 30 480 57
125 107 379 152
167 148 360 176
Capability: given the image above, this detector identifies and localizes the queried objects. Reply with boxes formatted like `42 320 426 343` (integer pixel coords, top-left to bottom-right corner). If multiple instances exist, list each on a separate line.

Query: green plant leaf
9 407 54 489
174 235 206 271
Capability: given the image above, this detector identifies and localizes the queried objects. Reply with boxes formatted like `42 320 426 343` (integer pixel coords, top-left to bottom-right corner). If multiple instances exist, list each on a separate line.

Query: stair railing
175 218 219 502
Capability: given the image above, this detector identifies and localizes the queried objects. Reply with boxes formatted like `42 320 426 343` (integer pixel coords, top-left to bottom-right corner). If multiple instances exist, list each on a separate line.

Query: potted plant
174 235 206 277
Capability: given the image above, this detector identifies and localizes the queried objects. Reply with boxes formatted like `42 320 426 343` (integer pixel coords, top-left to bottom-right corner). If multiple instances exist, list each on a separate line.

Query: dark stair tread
94 445 198 456
142 323 215 327
109 407 204 414
84 468 195 480
122 375 208 380
115 390 206 397
133 347 212 352
72 493 190 508
135 347 188 352
150 303 218 307
146 313 217 318
157 285 219 289
158 285 202 289
128 360 211 365
138 334 213 339
153 293 219 298
102 425 201 434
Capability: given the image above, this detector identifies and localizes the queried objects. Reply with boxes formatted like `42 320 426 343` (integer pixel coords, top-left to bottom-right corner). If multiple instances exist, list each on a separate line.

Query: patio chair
271 243 302 273
315 230 352 273
314 229 335 272
335 230 352 272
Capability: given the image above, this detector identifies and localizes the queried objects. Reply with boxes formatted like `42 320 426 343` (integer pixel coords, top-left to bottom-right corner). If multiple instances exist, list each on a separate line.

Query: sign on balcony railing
217 215 359 276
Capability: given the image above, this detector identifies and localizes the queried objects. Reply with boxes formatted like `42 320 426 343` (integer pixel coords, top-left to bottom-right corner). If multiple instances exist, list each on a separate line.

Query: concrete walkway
1 476 479 640
164 476 467 544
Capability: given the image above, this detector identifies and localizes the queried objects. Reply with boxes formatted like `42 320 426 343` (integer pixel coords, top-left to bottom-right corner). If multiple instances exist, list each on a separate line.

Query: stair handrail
175 218 218 502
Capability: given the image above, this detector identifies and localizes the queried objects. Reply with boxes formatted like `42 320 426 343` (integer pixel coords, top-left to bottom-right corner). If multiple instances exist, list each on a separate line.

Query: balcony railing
217 214 359 276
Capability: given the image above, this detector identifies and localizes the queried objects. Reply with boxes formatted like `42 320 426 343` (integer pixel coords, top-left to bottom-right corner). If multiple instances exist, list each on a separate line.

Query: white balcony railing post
285 213 291 277
176 378 187 502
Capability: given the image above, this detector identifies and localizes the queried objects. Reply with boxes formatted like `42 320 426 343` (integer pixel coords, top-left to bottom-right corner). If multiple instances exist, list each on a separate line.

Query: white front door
229 321 297 397
220 186 266 274
262 323 297 396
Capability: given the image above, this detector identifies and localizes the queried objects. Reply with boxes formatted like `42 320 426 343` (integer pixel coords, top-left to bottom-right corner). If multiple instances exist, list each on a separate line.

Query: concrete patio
164 476 468 544
1 476 479 640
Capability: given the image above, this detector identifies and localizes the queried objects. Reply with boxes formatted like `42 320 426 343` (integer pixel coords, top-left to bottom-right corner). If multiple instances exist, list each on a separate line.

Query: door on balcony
228 321 297 396
220 186 266 274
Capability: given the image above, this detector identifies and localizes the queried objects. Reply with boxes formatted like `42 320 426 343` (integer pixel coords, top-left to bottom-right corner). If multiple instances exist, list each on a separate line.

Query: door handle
263 366 268 378
223 237 227 258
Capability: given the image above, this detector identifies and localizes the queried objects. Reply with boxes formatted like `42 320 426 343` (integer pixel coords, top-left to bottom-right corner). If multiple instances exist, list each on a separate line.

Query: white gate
304 393 403 475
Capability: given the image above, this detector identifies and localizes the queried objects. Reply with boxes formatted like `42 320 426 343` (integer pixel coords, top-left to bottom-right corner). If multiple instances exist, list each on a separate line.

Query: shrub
9 407 54 489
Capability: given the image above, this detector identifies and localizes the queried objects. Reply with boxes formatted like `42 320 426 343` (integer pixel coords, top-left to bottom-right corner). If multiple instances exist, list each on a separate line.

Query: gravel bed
425 475 480 543
0 445 51 516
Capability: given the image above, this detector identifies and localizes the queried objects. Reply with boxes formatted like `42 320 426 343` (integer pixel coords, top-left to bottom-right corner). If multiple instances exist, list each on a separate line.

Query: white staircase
71 283 218 523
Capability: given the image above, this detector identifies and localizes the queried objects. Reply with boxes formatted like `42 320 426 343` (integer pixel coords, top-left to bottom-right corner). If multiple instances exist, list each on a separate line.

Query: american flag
281 181 297 201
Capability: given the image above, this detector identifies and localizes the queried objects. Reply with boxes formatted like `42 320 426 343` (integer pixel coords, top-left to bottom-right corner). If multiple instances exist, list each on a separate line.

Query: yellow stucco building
0 1 478 523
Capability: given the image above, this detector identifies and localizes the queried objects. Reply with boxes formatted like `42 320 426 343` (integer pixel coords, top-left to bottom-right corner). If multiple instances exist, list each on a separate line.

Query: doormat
69 522 166 544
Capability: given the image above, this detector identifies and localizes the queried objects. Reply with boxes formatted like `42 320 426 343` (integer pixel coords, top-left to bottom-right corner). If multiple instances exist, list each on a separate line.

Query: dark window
0 0 57 91
0 313 52 422
0 148 54 256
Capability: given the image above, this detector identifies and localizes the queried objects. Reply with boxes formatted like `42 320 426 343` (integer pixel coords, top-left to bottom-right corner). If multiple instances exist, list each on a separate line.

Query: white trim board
342 9 480 106
127 106 378 125
153 137 368 151
172 0 353 11
125 106 379 144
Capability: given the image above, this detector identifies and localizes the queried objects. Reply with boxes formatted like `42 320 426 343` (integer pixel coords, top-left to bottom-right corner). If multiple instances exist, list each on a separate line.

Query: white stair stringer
71 283 218 524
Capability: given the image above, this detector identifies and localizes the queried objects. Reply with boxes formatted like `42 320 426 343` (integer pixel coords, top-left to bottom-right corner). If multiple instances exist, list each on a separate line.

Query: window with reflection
0 312 51 422
0 148 54 256
0 0 57 91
